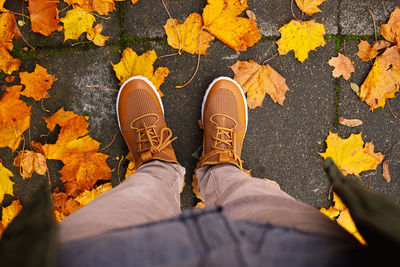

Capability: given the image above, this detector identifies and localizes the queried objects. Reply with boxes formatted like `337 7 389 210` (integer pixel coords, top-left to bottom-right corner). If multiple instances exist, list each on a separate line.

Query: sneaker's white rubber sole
201 77 248 135
116 76 164 131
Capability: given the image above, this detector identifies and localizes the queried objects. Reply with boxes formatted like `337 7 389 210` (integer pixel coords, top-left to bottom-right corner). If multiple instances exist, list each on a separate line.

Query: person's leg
196 77 354 240
59 76 184 243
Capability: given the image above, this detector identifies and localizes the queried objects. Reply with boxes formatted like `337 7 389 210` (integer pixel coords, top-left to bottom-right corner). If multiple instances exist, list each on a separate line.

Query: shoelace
130 114 176 155
200 113 243 168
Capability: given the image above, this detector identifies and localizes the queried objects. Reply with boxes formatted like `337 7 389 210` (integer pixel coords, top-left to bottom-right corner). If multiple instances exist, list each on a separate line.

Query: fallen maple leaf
125 152 136 178
328 53 354 80
0 46 21 74
338 117 363 127
381 7 400 45
20 64 56 101
74 183 112 206
13 150 47 178
230 60 290 109
60 151 111 195
0 0 6 12
360 46 400 110
112 48 169 96
277 20 326 63
0 11 20 50
52 191 80 222
0 200 22 235
0 161 14 203
163 13 215 55
86 23 109 46
202 0 261 51
382 160 391 182
319 131 384 176
43 107 87 131
295 0 326 16
66 0 115 15
60 7 95 41
5 75 14 83
356 40 378 62
0 85 31 151
28 0 63 36
319 206 340 219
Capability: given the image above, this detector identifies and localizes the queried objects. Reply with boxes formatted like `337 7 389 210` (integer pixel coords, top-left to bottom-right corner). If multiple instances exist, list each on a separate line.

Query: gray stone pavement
1 0 399 210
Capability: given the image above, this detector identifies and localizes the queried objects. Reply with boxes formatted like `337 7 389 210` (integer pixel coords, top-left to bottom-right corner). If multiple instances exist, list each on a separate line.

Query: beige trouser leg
196 164 354 240
58 160 185 243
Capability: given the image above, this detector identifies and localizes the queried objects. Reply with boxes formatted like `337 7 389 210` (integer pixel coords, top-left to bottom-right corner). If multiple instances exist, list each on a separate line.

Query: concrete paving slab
126 38 337 208
123 0 338 39
4 1 121 49
337 40 400 203
340 0 399 36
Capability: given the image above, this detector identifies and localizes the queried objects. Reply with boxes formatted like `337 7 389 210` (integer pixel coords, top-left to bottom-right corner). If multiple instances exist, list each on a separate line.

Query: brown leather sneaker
198 77 248 170
117 76 178 167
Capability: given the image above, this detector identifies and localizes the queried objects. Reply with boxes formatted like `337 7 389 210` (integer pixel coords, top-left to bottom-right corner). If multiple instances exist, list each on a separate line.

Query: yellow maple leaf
20 64 56 101
332 191 346 211
65 0 115 15
60 7 95 41
319 206 340 219
74 183 112 206
277 20 326 63
0 85 31 151
0 200 22 235
112 48 169 96
319 131 384 176
86 23 109 46
230 60 290 109
163 13 215 55
360 46 400 110
0 161 14 203
295 0 326 16
202 0 261 51
0 0 6 12
13 150 47 178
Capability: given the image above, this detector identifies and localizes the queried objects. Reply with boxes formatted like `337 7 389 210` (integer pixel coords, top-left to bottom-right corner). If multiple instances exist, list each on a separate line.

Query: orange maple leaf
381 7 400 46
163 13 215 55
328 53 354 80
360 46 400 110
230 60 290 109
202 0 261 51
20 64 56 101
60 151 111 196
43 107 87 131
295 0 326 16
86 23 109 46
52 191 80 222
65 0 115 15
356 40 378 62
0 11 20 51
0 85 31 151
28 0 63 36
0 46 21 74
0 200 22 236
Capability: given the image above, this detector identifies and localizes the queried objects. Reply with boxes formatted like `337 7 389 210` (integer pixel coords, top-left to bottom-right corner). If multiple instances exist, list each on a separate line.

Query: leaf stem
161 0 182 54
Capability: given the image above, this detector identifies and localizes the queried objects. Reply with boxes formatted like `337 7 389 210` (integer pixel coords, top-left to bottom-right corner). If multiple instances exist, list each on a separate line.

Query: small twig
58 5 71 13
158 52 180 59
387 100 397 119
328 184 333 199
91 13 110 20
85 85 118 92
12 14 34 50
262 52 279 65
117 155 124 184
161 0 182 54
176 27 203 89
290 0 300 21
22 0 25 23
367 8 378 42
71 41 91 46
41 92 50 112
40 130 51 138
11 11 29 19
18 134 26 178
98 133 117 152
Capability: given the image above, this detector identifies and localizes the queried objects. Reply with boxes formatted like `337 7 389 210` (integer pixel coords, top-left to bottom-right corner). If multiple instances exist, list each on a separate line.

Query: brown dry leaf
0 161 14 204
295 0 326 16
66 0 115 15
52 191 80 222
163 13 215 55
319 131 384 176
13 150 47 178
381 7 400 45
86 23 109 46
5 75 14 83
0 200 22 235
277 20 326 62
60 7 95 41
230 60 290 109
360 46 400 110
20 64 56 101
374 40 392 50
382 160 391 182
112 48 169 96
328 53 354 80
338 117 363 127
0 85 32 151
202 0 261 51
60 151 111 195
28 0 63 36
356 40 378 62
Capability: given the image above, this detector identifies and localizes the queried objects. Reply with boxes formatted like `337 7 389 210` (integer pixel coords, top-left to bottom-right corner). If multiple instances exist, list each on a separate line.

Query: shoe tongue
213 114 236 129
132 114 159 129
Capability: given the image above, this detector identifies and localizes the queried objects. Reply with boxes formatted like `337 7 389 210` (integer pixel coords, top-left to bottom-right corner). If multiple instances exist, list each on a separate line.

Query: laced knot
130 113 176 155
203 113 243 168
